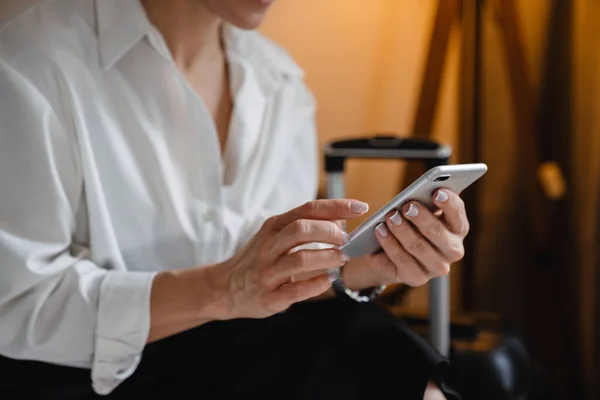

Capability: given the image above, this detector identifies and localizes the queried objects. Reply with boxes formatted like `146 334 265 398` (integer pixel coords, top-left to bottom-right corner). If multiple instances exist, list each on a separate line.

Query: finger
272 273 332 308
384 208 450 277
271 219 349 256
373 226 430 287
268 248 349 284
269 199 369 231
432 189 469 236
401 201 464 262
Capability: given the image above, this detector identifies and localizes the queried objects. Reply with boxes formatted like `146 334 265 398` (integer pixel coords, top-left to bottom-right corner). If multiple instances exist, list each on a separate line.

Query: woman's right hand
215 199 369 320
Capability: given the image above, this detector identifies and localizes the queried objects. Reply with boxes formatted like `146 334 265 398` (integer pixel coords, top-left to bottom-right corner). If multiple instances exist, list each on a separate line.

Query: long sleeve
0 60 155 395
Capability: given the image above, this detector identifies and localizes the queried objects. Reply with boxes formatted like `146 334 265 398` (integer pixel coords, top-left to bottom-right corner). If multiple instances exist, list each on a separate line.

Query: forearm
147 264 230 343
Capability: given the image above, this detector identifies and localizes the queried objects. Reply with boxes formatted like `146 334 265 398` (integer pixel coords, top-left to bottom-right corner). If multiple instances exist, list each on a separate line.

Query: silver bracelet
327 267 387 303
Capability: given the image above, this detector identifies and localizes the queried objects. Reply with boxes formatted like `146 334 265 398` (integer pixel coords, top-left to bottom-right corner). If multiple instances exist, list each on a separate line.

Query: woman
0 0 468 398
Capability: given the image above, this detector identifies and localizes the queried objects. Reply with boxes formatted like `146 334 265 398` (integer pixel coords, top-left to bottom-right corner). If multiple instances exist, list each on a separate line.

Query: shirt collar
95 0 304 86
222 24 303 78
222 24 304 96
95 0 153 69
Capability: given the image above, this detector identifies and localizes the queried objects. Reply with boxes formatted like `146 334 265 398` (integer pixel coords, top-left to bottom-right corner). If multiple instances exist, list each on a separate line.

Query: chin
227 13 267 30
211 0 272 30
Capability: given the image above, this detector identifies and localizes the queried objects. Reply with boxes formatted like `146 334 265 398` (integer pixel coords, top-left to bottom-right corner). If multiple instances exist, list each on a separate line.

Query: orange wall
261 0 462 311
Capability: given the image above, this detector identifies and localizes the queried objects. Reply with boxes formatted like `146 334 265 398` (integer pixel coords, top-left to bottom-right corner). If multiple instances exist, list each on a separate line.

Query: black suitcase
323 135 532 400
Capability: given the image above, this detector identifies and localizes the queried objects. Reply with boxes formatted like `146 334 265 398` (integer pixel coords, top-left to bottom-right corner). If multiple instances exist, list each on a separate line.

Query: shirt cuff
91 270 156 395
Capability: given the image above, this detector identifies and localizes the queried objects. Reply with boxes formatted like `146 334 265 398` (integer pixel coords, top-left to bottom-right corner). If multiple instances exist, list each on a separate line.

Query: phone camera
434 175 451 182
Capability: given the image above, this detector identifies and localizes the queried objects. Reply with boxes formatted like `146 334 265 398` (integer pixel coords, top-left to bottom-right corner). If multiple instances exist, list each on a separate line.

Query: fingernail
435 190 449 203
350 201 369 214
342 232 350 244
342 252 351 262
404 204 419 218
376 223 389 237
389 210 403 226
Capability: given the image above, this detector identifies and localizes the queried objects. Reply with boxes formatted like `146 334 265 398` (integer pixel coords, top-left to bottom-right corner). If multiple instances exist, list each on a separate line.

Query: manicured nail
389 210 403 226
342 232 350 244
350 201 369 214
342 252 351 262
404 203 419 218
376 223 389 237
435 190 449 203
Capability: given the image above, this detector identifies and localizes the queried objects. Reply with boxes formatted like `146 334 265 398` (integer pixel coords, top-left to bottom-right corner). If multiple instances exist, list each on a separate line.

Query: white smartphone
339 163 488 258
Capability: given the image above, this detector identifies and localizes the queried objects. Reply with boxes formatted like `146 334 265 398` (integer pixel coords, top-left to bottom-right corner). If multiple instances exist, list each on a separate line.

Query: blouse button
207 208 220 222
197 201 209 217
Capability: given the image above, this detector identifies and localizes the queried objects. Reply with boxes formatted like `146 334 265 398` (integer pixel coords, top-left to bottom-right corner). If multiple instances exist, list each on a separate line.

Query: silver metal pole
429 275 450 356
326 172 346 230
326 172 345 199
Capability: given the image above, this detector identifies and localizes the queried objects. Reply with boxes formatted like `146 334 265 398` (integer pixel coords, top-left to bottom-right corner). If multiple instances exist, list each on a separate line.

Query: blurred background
262 0 599 399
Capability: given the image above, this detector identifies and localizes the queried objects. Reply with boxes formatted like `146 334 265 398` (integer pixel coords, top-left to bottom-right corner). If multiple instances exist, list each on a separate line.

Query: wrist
154 264 232 323
330 264 387 303
304 262 364 302
147 266 229 343
342 256 385 291
202 261 236 320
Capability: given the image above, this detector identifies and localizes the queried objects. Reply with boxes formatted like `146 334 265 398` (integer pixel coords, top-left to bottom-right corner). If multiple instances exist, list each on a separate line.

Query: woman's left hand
343 189 469 289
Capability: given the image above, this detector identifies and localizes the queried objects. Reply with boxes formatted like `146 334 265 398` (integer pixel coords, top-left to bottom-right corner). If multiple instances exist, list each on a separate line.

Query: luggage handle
323 135 452 357
324 135 452 173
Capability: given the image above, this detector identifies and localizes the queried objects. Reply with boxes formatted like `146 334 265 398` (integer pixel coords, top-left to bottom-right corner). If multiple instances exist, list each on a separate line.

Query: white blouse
0 0 318 394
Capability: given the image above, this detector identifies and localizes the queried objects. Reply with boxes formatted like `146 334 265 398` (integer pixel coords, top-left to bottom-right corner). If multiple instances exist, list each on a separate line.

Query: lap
0 299 457 399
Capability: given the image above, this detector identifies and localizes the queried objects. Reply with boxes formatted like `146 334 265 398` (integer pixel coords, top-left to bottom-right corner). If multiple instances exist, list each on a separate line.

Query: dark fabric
0 299 459 399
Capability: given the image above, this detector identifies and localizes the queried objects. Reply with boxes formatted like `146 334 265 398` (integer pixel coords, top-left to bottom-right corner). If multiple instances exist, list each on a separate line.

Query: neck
141 0 223 71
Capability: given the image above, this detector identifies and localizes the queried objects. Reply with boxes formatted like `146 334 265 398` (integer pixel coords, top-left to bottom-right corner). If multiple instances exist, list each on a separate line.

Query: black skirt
0 299 460 399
